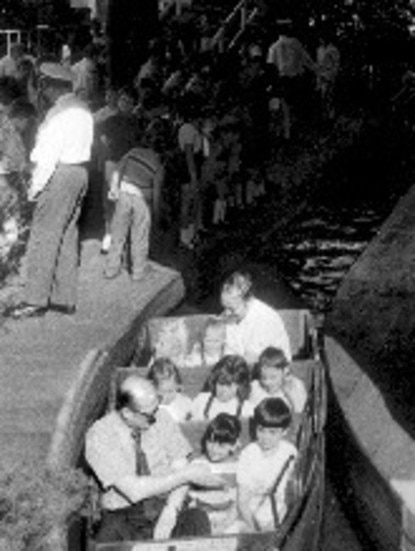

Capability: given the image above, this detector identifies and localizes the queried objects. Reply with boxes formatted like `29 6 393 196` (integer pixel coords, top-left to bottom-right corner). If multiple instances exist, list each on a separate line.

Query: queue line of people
0 15 341 318
85 270 307 542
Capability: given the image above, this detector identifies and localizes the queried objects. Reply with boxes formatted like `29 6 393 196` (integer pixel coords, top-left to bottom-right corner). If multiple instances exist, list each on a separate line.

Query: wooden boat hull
48 273 326 551
322 335 415 551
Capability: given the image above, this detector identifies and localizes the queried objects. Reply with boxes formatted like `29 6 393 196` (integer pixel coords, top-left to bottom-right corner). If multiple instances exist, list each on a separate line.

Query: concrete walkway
0 236 184 469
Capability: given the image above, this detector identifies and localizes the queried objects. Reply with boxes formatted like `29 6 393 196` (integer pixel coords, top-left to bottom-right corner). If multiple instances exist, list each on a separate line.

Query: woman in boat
147 357 193 422
250 346 307 414
191 355 254 421
220 271 292 365
236 397 297 532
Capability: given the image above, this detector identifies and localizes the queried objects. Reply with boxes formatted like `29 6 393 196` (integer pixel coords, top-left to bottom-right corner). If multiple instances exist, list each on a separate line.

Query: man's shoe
8 304 47 319
50 304 76 315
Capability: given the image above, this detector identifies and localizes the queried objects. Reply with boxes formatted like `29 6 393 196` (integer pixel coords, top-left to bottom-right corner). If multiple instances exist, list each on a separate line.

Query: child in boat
184 316 226 368
201 317 226 367
236 397 298 532
184 413 241 535
147 357 192 422
191 355 254 421
249 347 307 414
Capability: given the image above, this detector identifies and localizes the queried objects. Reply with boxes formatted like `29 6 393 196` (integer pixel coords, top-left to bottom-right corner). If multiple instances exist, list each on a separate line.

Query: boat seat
107 366 302 448
134 310 316 369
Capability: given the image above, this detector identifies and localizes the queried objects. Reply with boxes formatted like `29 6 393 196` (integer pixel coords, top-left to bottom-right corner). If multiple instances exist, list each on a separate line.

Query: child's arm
237 485 256 531
153 483 189 540
108 166 121 201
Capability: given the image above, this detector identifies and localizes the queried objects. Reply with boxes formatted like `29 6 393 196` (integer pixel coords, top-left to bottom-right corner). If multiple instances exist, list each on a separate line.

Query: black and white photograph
0 0 414 550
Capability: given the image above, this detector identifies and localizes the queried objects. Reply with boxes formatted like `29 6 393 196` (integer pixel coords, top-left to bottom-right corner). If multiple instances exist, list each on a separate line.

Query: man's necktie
131 430 150 476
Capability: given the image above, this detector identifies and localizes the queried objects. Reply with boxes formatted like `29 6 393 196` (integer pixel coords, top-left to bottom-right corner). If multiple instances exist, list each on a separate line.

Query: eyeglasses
133 405 159 425
139 410 158 424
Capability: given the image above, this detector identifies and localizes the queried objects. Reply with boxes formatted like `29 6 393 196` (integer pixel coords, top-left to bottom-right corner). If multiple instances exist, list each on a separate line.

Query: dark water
249 127 413 549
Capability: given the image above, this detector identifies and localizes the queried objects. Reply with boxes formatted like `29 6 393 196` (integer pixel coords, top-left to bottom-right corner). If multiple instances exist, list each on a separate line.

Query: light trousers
24 165 88 308
105 191 150 278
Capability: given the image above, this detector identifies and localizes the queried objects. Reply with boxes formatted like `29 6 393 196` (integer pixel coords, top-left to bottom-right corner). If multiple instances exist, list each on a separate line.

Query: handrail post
241 0 247 31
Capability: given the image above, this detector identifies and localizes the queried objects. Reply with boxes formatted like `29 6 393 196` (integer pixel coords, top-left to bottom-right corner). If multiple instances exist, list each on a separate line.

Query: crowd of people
85 270 307 542
0 12 341 317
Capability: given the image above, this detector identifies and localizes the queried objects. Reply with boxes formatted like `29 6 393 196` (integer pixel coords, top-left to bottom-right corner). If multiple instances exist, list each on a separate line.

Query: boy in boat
236 397 297 531
250 346 307 414
85 375 224 542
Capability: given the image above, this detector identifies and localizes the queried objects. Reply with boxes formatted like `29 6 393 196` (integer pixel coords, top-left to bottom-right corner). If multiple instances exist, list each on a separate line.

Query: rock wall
326 182 415 477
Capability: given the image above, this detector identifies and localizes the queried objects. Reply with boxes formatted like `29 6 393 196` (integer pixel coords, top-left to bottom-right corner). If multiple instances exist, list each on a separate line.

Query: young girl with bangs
191 355 254 421
175 413 242 536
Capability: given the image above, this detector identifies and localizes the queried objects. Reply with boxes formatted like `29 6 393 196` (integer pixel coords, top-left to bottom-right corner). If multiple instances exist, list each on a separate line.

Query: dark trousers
24 165 88 308
95 502 210 543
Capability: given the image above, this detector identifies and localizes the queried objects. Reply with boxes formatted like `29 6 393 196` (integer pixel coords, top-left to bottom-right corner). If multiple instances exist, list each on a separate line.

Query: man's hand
184 463 225 488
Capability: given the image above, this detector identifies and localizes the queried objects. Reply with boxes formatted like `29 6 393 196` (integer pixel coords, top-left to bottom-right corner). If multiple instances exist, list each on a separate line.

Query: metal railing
210 0 259 53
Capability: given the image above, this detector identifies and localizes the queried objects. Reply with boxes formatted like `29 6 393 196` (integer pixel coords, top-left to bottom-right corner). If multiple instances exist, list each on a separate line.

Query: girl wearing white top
186 413 241 535
236 397 297 532
147 358 192 422
191 355 254 421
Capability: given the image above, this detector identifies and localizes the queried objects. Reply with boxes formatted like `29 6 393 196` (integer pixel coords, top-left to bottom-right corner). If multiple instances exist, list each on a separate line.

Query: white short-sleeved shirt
249 376 307 414
160 392 193 423
224 298 292 365
191 392 254 421
237 440 297 529
85 409 192 510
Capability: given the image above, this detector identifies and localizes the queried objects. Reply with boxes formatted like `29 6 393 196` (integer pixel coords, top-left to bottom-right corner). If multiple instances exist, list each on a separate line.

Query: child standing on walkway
104 142 164 281
236 397 297 531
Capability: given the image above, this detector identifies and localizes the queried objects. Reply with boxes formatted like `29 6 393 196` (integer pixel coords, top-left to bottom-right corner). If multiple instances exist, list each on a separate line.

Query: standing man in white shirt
220 271 292 365
11 63 94 319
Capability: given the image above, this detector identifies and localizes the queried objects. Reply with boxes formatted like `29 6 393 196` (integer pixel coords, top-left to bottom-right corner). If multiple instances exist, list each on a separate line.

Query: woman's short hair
221 271 253 300
204 354 251 401
252 397 292 431
201 412 241 454
147 357 182 387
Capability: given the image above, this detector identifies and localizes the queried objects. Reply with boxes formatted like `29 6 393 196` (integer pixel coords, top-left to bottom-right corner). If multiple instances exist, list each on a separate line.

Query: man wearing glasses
85 375 223 543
